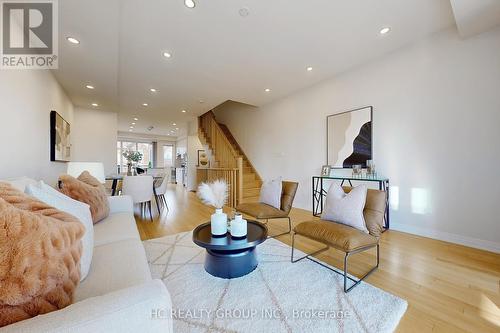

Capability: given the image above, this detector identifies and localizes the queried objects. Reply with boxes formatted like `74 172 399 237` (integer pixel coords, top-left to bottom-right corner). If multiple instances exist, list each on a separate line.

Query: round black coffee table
192 220 268 279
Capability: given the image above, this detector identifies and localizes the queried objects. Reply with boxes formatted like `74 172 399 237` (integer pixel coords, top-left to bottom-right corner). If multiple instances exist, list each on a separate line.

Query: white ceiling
54 0 456 136
450 0 500 38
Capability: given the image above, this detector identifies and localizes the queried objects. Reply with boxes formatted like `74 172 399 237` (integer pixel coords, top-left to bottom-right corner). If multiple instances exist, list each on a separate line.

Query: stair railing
198 111 243 206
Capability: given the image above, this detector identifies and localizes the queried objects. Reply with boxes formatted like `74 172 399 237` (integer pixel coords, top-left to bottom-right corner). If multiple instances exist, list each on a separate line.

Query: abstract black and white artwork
327 106 372 168
50 111 71 162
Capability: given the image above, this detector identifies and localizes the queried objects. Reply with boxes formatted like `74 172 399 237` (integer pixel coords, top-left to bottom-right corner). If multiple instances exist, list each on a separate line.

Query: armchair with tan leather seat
236 181 298 238
291 187 387 292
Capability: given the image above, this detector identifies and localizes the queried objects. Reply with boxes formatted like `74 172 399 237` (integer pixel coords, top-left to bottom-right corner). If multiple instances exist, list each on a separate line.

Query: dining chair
154 174 169 214
122 175 154 221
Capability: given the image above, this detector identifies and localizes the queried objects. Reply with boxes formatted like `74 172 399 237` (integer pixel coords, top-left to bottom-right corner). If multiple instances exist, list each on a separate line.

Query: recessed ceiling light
264 88 271 92
150 88 157 93
91 103 98 107
130 126 134 129
67 37 80 44
181 109 186 113
176 128 179 130
306 66 313 71
131 122 136 125
184 0 195 9
380 27 391 35
163 52 172 58
86 85 94 89
129 129 133 132
142 103 148 107
199 100 204 104
133 117 138 121
172 123 176 126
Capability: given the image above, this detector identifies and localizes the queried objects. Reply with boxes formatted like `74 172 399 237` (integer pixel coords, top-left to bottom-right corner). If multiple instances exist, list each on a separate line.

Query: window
117 140 154 169
163 145 174 167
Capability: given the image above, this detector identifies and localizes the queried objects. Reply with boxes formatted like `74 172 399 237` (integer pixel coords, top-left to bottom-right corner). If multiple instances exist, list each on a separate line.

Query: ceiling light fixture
91 103 98 107
133 117 138 121
379 27 391 35
131 122 136 125
130 126 134 129
150 88 157 92
181 109 186 113
184 0 195 9
163 52 172 58
86 85 94 89
172 123 176 126
142 103 148 107
176 128 179 130
264 88 271 92
129 129 133 132
306 66 313 71
67 37 80 44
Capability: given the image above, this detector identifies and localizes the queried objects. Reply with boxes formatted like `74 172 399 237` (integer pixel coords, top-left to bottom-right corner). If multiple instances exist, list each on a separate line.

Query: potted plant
122 150 143 175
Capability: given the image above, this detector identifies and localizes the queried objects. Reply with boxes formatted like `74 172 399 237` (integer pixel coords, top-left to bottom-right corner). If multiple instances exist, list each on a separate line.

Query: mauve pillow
59 171 109 223
0 182 84 327
321 184 368 233
259 177 282 209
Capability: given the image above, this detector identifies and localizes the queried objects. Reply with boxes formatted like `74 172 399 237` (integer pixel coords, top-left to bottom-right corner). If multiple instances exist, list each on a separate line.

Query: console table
312 175 390 230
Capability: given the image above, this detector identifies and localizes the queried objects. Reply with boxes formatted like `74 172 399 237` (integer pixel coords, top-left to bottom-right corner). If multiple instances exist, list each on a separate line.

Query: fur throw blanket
0 182 84 327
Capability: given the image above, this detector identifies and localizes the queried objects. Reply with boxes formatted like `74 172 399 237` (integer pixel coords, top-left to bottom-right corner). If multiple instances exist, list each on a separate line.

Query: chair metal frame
290 232 379 293
262 216 292 238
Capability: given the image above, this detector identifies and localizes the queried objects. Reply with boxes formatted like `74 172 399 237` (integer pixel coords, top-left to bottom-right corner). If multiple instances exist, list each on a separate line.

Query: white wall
0 70 74 186
186 121 203 191
215 27 500 252
72 108 118 175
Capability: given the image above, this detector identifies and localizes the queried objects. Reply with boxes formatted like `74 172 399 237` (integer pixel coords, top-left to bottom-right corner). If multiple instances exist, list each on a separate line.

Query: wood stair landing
218 123 261 203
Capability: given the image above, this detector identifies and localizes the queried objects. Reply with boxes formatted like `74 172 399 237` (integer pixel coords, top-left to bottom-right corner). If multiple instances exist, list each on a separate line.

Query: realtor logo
1 0 58 69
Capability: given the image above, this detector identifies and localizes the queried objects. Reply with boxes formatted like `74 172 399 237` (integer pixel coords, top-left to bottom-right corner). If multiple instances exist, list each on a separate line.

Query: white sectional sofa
1 178 173 333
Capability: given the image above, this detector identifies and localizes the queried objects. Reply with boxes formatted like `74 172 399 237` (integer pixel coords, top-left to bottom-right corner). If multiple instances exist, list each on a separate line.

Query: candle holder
230 213 247 238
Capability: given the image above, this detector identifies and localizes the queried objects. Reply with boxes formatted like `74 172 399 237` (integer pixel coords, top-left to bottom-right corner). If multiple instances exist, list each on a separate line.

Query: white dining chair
67 162 106 184
154 174 170 214
122 175 154 221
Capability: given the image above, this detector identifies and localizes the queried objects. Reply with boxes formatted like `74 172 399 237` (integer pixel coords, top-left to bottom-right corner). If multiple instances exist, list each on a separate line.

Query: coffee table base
204 247 258 279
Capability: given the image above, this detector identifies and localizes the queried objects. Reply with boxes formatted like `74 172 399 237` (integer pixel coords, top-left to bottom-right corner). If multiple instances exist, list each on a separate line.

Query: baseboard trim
390 222 500 254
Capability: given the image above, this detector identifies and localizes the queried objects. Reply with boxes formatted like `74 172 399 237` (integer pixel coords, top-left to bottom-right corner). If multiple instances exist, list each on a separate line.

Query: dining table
105 174 164 196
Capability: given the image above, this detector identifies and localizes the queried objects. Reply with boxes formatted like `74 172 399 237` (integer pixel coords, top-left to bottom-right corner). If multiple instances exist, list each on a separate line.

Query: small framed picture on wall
321 165 331 177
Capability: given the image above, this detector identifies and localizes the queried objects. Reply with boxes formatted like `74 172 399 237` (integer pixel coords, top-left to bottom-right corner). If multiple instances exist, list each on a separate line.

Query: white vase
230 214 247 238
211 208 227 236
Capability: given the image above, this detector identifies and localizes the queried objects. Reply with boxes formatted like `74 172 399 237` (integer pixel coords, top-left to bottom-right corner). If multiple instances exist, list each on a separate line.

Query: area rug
143 231 407 333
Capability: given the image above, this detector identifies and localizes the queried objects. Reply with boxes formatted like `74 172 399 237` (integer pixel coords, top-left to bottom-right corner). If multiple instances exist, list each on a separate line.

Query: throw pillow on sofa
321 183 368 233
259 177 282 209
25 181 94 281
0 182 84 327
59 171 110 223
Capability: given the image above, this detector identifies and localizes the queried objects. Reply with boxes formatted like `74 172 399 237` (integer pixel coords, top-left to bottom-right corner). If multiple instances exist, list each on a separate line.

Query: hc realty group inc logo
1 0 58 69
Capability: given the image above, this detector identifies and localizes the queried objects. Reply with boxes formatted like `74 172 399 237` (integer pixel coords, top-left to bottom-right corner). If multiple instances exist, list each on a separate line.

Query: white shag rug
143 231 407 333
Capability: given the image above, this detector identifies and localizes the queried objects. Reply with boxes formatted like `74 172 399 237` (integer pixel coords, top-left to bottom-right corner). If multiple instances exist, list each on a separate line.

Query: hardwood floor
136 184 500 332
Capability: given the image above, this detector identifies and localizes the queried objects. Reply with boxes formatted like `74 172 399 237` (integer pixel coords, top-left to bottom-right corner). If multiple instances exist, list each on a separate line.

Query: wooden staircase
198 111 261 206
218 123 262 203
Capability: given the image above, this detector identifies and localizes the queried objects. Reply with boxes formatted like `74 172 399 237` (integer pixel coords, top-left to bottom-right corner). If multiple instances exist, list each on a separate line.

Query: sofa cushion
75 239 151 302
59 172 110 223
237 202 288 219
1 177 38 192
93 212 140 247
0 182 84 327
294 220 378 252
